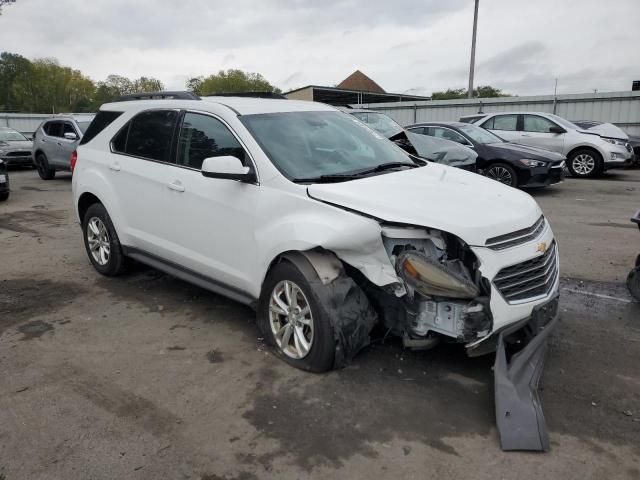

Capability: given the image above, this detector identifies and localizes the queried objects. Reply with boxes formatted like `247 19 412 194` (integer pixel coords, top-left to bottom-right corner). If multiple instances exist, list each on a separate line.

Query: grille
485 216 546 251
493 241 558 303
7 151 32 157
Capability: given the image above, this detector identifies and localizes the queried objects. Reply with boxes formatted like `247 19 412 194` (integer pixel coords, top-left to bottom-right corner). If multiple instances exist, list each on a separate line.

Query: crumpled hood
307 163 542 246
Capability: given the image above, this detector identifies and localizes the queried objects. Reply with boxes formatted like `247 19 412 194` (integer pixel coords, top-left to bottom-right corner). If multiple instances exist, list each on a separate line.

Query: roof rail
208 92 287 99
115 91 201 102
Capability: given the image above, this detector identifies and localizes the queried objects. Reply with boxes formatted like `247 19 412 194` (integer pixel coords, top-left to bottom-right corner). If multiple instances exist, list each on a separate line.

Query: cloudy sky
1 0 638 96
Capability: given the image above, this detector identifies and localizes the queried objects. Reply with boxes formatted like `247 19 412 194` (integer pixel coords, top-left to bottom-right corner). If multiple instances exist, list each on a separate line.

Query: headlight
396 250 479 299
518 159 546 168
601 137 626 146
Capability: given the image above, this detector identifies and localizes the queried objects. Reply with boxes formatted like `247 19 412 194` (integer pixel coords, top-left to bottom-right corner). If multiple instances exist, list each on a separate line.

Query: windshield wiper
293 162 416 184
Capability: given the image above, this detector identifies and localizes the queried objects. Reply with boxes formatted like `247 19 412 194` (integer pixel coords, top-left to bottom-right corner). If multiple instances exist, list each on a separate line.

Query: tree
189 69 281 95
431 85 509 100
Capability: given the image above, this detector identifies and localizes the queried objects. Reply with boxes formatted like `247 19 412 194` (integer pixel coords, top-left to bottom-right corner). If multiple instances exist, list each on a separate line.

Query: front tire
0 191 8 202
36 153 56 180
627 266 640 302
82 203 127 276
485 163 518 187
567 149 603 178
258 261 335 372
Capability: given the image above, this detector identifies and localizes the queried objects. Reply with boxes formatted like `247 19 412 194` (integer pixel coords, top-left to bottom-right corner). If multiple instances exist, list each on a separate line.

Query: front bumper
520 162 565 188
0 154 34 166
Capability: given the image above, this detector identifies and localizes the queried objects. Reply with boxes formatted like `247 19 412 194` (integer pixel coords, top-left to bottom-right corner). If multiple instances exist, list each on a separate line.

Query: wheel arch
77 191 103 223
566 145 603 162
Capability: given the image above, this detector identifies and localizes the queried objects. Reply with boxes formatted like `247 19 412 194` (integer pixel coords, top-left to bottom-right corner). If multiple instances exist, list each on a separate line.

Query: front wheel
36 153 56 180
82 203 127 276
485 163 518 187
258 261 336 372
627 266 640 302
567 149 602 178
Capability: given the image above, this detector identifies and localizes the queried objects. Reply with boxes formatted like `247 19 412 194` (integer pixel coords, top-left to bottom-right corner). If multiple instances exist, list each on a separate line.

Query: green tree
431 85 509 100
191 69 281 95
0 52 31 111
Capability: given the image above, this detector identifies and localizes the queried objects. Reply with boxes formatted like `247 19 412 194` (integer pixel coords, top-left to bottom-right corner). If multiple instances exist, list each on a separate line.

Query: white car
460 112 633 177
73 93 560 449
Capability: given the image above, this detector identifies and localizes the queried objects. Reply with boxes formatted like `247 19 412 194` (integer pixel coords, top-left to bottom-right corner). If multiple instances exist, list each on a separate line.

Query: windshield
349 112 404 138
240 111 415 181
0 129 28 141
458 124 504 144
76 121 92 134
546 114 578 130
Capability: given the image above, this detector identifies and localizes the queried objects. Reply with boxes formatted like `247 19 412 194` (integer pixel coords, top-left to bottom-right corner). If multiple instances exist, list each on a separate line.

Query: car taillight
70 150 78 173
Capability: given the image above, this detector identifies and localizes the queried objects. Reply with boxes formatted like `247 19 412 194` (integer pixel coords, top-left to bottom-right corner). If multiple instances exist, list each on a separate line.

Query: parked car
340 108 478 170
405 121 565 188
460 112 633 178
74 93 561 451
0 159 9 201
33 114 95 179
0 126 34 167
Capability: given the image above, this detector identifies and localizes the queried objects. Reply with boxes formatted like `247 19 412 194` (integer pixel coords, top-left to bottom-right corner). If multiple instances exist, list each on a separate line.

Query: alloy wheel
268 280 314 359
572 154 595 175
86 217 111 266
486 166 514 186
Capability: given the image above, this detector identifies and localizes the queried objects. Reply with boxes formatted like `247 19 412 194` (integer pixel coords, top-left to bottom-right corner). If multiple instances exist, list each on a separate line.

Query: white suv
461 112 633 177
73 93 560 449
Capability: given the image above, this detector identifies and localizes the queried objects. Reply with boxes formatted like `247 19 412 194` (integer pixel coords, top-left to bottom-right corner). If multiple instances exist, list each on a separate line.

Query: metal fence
0 113 59 137
358 91 640 136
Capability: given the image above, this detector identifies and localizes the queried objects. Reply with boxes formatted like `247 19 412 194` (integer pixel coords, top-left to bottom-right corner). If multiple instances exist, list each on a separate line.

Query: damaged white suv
73 93 559 449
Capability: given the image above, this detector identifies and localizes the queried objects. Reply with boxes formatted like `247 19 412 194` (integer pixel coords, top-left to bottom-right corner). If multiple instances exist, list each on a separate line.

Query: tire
258 261 336 372
0 191 8 202
35 153 56 180
82 203 127 276
484 162 518 187
627 266 640 302
567 148 603 178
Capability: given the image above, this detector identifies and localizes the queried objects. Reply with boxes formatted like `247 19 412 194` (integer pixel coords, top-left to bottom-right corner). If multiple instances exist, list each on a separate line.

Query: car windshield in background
458 124 504 144
0 130 28 141
240 111 415 181
349 112 404 138
546 114 579 130
77 121 92 134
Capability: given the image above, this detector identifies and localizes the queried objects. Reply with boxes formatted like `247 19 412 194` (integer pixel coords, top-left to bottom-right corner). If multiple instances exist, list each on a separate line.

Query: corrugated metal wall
0 113 56 137
358 91 640 136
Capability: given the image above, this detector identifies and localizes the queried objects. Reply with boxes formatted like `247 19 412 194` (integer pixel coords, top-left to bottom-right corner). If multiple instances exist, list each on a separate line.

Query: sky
1 0 639 97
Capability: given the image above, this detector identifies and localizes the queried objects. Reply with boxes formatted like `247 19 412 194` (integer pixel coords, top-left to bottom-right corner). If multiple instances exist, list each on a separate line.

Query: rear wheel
258 261 335 372
0 191 8 202
567 149 602 178
36 153 56 180
485 163 518 187
82 203 127 276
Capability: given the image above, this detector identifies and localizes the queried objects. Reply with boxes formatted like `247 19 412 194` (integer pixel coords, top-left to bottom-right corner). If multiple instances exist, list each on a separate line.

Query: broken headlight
396 250 479 299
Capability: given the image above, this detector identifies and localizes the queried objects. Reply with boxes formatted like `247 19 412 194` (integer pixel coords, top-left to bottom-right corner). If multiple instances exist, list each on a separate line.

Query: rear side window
44 121 63 137
483 115 517 131
80 111 122 145
112 110 178 162
176 112 247 169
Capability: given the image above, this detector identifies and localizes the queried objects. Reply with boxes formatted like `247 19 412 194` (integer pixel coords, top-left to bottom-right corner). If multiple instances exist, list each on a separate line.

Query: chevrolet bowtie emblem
537 242 547 253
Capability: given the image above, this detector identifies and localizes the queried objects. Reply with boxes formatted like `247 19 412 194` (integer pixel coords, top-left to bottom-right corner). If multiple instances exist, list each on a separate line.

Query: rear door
159 110 259 294
38 121 62 164
480 114 519 142
108 109 180 256
517 114 565 153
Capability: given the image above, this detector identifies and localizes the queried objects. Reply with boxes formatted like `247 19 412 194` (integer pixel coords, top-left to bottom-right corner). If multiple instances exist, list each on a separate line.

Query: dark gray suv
33 114 94 179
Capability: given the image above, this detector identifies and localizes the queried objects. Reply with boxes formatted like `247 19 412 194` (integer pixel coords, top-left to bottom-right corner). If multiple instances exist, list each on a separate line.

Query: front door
516 114 565 153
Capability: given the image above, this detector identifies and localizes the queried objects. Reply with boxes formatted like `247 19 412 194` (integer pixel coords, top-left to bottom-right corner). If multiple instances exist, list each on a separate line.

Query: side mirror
64 132 78 140
201 155 255 182
549 125 566 134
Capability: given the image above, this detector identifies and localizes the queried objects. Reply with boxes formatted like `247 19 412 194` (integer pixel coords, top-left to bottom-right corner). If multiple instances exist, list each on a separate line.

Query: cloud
0 0 637 95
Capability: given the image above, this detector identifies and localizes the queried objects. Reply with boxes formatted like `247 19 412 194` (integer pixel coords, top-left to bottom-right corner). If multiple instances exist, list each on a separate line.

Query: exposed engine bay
378 226 493 348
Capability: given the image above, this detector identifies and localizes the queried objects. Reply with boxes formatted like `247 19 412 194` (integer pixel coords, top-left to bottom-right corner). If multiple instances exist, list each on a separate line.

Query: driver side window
176 112 247 170
431 127 468 145
523 115 556 133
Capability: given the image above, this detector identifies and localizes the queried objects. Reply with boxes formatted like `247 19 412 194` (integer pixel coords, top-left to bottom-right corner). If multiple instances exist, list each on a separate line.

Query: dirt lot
1 169 639 480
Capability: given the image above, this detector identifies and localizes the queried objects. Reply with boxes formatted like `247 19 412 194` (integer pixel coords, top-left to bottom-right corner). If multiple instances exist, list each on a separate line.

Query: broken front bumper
493 293 559 451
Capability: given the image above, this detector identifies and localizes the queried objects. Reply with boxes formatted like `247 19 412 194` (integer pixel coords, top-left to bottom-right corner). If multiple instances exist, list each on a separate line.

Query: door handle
109 162 121 172
521 134 531 137
167 181 185 192
57 142 62 146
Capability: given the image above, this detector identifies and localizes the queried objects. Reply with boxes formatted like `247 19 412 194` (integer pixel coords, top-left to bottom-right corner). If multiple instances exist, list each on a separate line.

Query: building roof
337 70 385 93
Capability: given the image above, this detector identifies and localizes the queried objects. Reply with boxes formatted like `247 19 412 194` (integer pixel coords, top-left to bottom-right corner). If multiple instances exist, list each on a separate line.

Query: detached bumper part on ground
494 295 559 451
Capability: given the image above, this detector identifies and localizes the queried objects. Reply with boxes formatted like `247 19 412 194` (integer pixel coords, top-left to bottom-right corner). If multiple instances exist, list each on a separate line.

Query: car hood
0 140 33 149
488 142 566 161
307 163 542 246
582 123 629 141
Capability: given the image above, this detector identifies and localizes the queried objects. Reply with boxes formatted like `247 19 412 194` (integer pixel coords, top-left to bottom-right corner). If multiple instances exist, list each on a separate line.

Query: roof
337 70 385 93
102 97 335 116
410 121 468 127
284 85 429 106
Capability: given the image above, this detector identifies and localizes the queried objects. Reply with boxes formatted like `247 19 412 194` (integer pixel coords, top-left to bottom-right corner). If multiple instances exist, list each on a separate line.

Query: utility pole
467 0 479 99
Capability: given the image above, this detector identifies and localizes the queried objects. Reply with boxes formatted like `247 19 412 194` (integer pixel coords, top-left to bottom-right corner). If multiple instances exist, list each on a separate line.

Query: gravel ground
1 169 639 480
